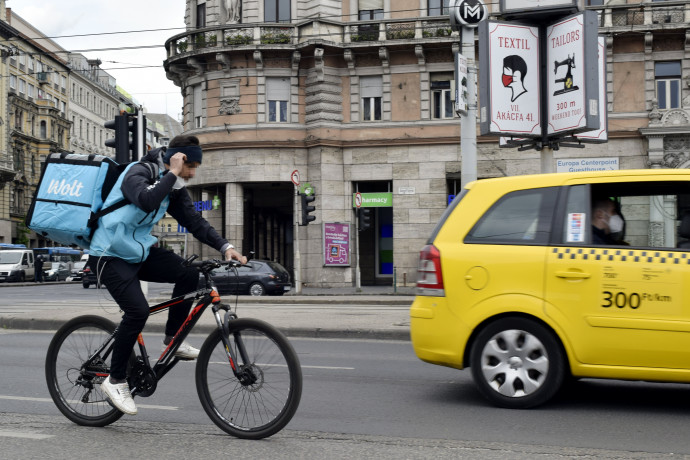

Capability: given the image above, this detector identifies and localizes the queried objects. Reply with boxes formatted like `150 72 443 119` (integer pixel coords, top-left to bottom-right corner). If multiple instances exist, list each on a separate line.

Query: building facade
163 0 690 288
0 5 131 247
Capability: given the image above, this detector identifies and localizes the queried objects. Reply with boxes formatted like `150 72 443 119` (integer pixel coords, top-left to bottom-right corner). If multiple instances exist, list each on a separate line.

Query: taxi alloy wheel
470 317 565 409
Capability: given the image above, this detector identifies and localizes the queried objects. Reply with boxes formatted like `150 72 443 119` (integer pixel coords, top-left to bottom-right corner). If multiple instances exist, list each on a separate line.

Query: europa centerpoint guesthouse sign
479 22 541 137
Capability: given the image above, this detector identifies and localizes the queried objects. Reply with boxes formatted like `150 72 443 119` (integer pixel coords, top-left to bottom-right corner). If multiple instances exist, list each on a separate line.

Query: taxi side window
584 182 690 250
466 187 557 245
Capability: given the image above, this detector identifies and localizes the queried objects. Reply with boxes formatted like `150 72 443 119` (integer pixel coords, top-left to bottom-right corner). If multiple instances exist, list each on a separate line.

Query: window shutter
359 0 383 11
360 76 382 98
267 77 290 101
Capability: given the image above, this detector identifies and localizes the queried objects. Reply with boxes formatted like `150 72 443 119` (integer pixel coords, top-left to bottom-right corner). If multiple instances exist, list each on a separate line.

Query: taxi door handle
555 270 590 279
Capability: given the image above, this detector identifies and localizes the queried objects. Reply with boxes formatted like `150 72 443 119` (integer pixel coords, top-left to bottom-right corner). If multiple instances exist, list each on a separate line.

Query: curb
0 316 411 341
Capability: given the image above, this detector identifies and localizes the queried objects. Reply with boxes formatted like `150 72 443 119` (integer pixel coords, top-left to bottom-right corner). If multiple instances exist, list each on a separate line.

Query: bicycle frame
84 264 252 398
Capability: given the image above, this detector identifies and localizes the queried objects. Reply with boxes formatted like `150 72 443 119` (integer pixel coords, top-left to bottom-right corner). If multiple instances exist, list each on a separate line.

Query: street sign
455 53 469 115
354 192 363 208
450 0 488 29
546 11 599 137
291 169 300 186
479 21 541 137
499 0 581 18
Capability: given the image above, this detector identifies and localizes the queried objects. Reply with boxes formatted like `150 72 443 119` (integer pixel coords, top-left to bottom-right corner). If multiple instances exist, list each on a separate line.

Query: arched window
40 120 47 138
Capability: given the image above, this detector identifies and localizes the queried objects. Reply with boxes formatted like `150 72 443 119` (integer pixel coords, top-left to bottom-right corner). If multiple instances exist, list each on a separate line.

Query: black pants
90 247 199 380
34 267 43 282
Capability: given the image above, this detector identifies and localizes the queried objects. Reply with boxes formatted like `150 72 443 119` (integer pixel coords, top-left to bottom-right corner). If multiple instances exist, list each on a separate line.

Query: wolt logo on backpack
46 179 85 197
26 153 124 249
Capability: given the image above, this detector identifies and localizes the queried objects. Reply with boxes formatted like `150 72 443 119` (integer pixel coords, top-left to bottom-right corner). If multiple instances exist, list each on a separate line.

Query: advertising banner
546 11 599 136
576 35 608 142
323 222 350 267
479 21 541 137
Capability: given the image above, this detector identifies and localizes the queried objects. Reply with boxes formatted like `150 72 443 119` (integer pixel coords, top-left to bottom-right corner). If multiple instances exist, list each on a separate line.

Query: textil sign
479 22 541 137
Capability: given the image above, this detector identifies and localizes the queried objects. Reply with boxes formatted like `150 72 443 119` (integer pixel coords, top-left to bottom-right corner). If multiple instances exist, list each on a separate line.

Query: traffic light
104 110 146 163
359 207 372 231
104 114 128 163
300 193 316 226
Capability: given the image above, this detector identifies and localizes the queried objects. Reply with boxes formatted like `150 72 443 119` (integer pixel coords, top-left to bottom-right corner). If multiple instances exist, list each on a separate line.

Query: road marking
0 395 179 411
207 361 354 370
0 430 54 440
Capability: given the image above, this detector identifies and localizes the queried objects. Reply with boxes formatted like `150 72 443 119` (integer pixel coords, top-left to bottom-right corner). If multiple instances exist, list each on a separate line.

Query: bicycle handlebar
182 254 249 273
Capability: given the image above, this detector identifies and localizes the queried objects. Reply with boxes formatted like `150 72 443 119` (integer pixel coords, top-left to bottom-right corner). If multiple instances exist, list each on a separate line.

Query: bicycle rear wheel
196 318 302 439
45 315 124 427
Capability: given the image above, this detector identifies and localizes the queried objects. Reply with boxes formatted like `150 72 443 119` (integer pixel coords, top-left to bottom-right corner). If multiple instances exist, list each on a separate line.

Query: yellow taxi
410 169 690 408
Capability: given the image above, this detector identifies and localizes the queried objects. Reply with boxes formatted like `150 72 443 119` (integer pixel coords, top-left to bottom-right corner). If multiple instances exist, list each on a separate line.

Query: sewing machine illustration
553 54 579 96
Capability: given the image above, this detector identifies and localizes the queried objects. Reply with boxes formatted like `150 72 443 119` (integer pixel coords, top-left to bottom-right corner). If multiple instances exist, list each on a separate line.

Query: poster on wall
323 222 350 267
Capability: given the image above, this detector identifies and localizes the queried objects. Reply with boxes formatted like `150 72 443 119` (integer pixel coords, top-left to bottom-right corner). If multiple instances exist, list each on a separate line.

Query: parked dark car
45 262 70 282
70 261 87 281
81 265 104 288
200 260 291 296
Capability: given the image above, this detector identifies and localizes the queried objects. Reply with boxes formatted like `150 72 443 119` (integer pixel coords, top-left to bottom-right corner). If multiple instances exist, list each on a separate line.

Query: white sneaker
163 340 199 360
101 377 137 415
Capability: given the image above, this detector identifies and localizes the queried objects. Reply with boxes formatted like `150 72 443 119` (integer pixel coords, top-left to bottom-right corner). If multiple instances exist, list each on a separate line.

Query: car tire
19 272 25 282
249 282 266 296
470 317 565 409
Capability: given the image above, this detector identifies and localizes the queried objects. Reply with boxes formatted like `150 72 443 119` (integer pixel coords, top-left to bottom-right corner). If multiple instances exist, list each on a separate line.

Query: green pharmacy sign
352 192 392 208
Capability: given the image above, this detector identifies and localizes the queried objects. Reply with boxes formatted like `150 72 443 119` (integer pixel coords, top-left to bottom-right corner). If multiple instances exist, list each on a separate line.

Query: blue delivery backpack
25 152 128 249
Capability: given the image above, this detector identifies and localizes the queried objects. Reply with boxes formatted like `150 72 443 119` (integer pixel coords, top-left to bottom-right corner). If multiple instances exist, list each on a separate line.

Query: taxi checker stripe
552 247 690 264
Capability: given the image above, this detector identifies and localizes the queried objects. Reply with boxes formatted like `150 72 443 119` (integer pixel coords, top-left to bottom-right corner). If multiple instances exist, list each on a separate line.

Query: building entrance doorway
242 182 294 276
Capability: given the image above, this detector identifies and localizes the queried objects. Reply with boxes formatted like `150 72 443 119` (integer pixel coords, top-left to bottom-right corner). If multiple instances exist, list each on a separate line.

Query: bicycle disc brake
129 356 157 397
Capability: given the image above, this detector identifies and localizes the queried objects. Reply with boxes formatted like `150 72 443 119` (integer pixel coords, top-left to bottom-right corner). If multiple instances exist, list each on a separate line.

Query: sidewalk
0 283 416 341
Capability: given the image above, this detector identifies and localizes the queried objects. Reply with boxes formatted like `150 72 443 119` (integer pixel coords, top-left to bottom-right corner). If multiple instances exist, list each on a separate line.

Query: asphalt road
3 330 690 458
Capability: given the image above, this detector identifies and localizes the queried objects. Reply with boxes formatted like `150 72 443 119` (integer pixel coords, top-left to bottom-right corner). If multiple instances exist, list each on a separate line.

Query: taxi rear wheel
470 317 565 409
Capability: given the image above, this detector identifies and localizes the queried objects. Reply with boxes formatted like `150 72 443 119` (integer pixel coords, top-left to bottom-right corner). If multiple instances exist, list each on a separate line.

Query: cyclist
89 134 246 415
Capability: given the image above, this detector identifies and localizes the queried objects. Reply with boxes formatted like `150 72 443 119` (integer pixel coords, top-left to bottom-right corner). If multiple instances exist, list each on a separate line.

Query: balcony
165 16 455 60
588 1 690 30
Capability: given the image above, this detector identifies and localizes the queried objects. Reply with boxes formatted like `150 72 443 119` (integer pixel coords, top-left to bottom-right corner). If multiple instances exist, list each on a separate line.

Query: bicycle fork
212 304 257 385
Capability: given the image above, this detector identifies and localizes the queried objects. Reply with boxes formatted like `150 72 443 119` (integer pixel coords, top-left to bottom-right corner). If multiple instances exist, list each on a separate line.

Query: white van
0 249 34 282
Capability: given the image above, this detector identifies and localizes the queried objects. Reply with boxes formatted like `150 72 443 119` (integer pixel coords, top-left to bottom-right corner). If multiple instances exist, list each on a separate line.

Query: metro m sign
479 21 541 137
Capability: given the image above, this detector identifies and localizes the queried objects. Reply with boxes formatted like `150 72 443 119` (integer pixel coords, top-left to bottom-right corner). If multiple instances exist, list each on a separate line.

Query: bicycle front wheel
196 318 302 439
45 315 124 427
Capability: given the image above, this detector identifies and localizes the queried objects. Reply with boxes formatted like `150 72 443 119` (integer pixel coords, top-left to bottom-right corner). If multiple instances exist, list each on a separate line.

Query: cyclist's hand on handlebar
224 247 247 265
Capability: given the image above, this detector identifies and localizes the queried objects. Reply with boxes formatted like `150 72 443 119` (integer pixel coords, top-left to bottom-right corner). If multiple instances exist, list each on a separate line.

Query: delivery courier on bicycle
88 134 246 415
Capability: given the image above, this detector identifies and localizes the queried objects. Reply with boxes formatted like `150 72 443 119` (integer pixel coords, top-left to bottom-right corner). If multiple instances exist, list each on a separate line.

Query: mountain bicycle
44 256 302 440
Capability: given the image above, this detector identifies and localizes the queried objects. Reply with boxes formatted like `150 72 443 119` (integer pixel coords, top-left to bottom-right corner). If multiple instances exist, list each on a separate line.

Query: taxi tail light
416 244 445 297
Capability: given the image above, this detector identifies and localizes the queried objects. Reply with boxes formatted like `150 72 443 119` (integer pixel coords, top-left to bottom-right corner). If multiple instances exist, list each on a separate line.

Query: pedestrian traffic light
301 193 316 226
104 109 146 163
359 207 372 231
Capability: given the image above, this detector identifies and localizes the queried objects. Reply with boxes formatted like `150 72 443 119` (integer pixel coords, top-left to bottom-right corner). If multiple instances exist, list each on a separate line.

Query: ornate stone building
163 0 690 288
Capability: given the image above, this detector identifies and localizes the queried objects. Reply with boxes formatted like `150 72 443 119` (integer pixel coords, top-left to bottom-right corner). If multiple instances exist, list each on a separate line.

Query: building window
196 2 206 28
428 0 450 16
360 76 382 121
655 61 681 110
266 77 290 122
265 0 291 22
40 120 47 139
9 75 16 90
193 84 204 128
431 73 454 119
18 79 25 95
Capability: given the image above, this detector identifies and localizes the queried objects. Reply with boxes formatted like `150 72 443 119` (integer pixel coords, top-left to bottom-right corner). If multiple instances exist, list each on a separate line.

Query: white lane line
0 395 179 411
207 361 354 370
0 430 54 440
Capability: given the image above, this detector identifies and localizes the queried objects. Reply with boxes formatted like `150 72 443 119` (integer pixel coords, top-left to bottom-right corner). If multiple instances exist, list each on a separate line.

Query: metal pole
460 26 478 187
355 209 361 290
293 189 302 294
